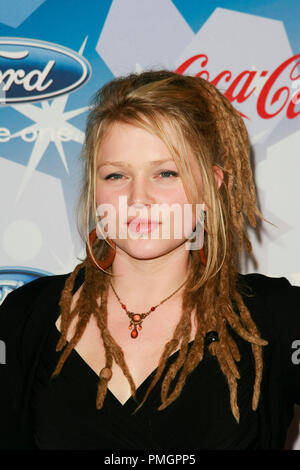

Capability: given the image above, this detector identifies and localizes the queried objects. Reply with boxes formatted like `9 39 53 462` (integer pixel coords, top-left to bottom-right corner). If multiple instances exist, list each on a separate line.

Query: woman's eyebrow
97 158 174 169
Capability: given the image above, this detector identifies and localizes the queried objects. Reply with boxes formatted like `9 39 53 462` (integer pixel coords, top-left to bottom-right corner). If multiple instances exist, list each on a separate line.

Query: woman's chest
55 305 198 405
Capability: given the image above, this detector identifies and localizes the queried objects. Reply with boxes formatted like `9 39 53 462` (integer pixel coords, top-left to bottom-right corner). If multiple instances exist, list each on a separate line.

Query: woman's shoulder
0 268 85 339
237 272 300 315
1 266 85 311
233 271 300 351
236 271 300 323
237 272 300 406
237 271 294 293
1 273 68 313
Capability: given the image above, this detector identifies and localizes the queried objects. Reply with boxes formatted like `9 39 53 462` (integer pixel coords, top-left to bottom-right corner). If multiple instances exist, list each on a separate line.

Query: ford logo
0 37 91 104
0 266 52 305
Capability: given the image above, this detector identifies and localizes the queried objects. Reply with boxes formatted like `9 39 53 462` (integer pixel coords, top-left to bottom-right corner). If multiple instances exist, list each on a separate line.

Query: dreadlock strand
230 290 266 412
184 300 208 367
160 302 195 402
227 334 241 362
56 261 86 350
52 263 99 377
159 279 220 408
214 308 240 380
131 338 180 414
93 305 138 402
51 313 92 378
221 334 240 380
223 307 267 346
159 287 195 399
214 260 241 381
210 341 240 423
231 290 267 343
250 343 264 411
159 332 206 410
94 275 115 409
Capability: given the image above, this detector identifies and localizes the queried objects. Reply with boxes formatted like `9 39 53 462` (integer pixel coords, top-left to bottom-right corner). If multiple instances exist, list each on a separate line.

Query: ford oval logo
0 37 91 104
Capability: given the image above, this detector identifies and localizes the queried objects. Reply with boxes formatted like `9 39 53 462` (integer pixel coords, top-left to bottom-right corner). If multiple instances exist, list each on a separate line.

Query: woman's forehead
97 120 176 158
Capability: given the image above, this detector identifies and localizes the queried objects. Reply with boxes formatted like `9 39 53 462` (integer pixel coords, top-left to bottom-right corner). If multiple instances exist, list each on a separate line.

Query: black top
31 322 259 450
0 268 299 450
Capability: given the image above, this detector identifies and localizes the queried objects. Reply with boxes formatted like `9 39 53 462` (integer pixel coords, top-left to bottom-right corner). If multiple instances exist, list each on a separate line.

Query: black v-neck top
0 268 299 450
30 322 259 450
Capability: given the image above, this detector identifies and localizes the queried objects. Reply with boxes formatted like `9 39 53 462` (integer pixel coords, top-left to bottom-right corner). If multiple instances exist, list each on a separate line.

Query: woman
0 70 299 450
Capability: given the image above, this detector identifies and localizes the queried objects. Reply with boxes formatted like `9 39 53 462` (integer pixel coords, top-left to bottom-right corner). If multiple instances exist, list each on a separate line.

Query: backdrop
0 0 299 449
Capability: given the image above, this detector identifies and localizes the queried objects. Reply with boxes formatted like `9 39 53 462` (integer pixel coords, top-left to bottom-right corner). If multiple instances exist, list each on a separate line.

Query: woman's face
95 121 221 260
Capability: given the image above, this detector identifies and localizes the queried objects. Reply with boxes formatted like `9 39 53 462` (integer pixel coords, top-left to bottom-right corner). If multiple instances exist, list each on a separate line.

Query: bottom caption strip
104 453 196 466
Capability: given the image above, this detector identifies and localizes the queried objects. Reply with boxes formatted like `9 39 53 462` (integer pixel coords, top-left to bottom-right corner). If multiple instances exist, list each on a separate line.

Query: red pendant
132 314 141 322
131 328 138 339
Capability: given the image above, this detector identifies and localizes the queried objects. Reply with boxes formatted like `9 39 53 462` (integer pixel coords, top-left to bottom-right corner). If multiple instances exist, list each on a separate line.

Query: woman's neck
108 246 192 311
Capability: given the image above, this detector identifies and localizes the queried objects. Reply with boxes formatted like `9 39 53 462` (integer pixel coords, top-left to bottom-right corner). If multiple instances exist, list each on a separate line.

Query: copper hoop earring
199 247 207 266
86 229 116 270
190 218 207 266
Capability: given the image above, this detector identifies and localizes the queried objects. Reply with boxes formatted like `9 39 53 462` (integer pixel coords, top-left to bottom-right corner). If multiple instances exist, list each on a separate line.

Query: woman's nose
127 175 154 208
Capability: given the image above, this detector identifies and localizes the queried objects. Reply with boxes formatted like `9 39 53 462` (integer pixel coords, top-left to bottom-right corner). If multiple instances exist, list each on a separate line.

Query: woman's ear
212 165 224 189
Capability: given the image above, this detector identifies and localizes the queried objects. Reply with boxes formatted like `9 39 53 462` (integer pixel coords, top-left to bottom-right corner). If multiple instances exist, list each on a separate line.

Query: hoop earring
190 217 207 266
199 247 207 266
86 229 116 270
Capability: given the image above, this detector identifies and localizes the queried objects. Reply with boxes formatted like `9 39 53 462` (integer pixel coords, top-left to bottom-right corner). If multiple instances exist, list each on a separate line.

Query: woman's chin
114 238 188 261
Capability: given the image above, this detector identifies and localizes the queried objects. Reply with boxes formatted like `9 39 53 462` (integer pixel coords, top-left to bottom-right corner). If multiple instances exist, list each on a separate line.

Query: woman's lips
127 220 161 234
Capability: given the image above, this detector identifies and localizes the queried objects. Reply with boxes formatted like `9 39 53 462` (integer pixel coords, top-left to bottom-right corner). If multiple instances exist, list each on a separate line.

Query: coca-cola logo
175 54 300 119
0 37 91 104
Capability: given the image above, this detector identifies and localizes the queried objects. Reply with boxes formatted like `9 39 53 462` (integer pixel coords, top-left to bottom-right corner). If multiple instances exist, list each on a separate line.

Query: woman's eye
104 173 124 180
159 171 178 178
